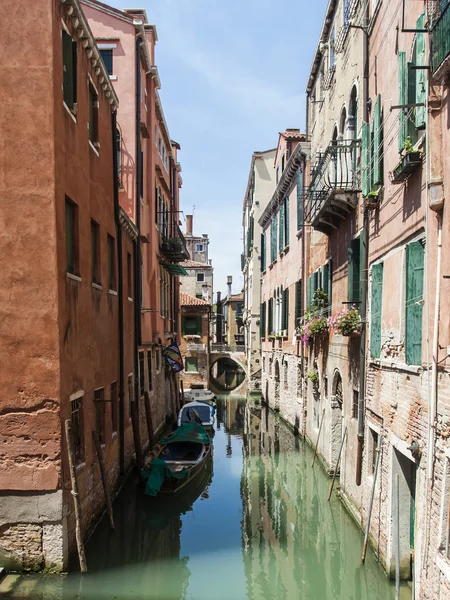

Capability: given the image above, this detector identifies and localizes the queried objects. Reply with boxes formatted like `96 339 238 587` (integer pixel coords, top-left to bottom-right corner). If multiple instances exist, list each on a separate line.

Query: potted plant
365 189 379 209
327 306 361 336
298 288 329 345
391 137 422 183
307 370 319 385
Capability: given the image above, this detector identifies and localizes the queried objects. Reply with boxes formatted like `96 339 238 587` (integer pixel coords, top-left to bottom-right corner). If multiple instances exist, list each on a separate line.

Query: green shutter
370 263 383 358
279 204 285 253
407 62 418 145
307 276 312 310
398 52 407 152
196 316 202 335
362 121 370 196
281 289 287 331
348 237 361 304
311 272 318 307
405 241 424 365
268 298 273 334
271 215 277 263
250 216 254 243
295 280 302 324
181 316 186 335
261 233 266 271
373 95 383 185
322 262 330 312
296 169 303 230
260 302 266 338
285 198 290 246
415 13 426 129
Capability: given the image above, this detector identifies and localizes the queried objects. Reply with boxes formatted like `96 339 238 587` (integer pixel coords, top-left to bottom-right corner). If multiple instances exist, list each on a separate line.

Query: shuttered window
279 204 285 254
261 232 266 272
405 241 424 365
373 95 383 186
398 51 407 152
370 263 383 358
260 302 266 339
322 259 332 315
182 315 202 335
295 280 302 326
307 272 319 310
296 169 303 230
270 215 278 263
268 298 274 334
361 121 371 197
284 197 290 246
415 13 426 130
281 288 289 331
348 236 362 304
62 30 77 108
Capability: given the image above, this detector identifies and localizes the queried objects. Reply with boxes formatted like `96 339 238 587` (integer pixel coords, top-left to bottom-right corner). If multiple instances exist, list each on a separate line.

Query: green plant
403 136 414 153
307 370 319 384
366 190 379 200
312 288 328 311
327 306 361 336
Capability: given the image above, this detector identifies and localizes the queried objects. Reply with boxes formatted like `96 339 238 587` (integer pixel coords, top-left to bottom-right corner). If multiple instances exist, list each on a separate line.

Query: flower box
391 151 422 183
328 307 361 337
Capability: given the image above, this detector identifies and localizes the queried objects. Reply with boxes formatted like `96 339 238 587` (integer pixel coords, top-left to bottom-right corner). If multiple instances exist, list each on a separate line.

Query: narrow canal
2 396 411 600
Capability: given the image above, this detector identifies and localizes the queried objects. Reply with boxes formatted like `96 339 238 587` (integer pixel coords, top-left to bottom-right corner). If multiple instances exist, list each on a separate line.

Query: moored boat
183 387 216 404
141 422 211 496
177 400 215 431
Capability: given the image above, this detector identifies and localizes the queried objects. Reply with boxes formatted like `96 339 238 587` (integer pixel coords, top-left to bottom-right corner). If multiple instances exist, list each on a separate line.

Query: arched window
348 85 358 138
340 107 347 138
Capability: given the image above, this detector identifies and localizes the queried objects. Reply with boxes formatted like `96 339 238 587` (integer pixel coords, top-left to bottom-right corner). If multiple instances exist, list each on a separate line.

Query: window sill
109 75 118 81
108 289 118 296
66 272 82 283
186 371 199 374
89 141 100 156
63 102 77 123
369 358 423 375
92 282 102 291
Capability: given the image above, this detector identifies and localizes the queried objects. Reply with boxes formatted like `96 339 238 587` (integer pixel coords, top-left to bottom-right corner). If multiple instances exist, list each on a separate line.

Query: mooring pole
311 409 325 468
144 391 155 447
362 435 383 563
130 401 144 470
92 431 115 531
65 420 88 573
395 473 400 600
328 427 347 501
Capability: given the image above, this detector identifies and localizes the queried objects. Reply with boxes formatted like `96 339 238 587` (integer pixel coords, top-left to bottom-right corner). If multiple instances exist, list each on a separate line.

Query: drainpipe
134 36 143 416
112 110 125 475
356 0 370 487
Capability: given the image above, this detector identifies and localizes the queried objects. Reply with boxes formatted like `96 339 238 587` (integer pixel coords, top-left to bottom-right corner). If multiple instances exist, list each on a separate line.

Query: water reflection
2 396 410 600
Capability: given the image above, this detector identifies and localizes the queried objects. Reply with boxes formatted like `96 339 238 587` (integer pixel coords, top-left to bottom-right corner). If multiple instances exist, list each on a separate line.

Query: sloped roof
180 259 213 269
280 129 306 140
180 292 210 307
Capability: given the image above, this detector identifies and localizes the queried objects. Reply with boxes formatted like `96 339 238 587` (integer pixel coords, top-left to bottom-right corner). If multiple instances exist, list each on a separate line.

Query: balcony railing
304 139 361 232
430 1 450 76
160 223 190 263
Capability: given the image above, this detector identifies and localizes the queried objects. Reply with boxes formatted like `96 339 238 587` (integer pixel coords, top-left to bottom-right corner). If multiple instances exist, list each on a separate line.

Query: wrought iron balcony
160 223 190 263
304 139 361 233
430 1 450 77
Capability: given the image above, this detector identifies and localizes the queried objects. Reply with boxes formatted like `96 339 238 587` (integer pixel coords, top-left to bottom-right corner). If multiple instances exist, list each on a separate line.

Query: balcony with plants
304 139 361 234
390 136 422 184
160 222 190 263
297 289 329 345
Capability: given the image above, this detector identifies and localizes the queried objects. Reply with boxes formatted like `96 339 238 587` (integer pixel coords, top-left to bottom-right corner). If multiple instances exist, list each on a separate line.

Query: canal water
2 396 411 600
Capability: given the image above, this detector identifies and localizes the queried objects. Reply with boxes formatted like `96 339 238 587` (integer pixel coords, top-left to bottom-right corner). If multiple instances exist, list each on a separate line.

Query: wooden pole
92 431 115 531
362 435 382 563
64 420 88 573
311 409 325 468
180 380 186 406
130 401 144 470
144 391 155 447
328 427 347 501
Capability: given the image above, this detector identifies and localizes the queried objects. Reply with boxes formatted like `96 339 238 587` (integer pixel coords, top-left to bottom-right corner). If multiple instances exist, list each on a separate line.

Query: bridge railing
211 343 245 353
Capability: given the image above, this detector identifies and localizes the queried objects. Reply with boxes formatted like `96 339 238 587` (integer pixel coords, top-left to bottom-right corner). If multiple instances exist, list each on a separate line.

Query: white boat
183 388 216 404
177 401 215 430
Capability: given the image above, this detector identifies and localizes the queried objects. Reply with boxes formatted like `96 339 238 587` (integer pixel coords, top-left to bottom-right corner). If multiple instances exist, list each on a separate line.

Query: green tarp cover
141 458 187 497
159 422 211 446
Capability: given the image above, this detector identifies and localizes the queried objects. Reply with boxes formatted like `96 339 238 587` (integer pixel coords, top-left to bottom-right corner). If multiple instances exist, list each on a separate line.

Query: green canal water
2 397 411 600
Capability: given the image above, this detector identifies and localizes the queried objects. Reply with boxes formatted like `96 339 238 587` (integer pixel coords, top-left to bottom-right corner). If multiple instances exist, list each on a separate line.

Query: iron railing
430 1 450 74
160 222 189 263
304 139 361 223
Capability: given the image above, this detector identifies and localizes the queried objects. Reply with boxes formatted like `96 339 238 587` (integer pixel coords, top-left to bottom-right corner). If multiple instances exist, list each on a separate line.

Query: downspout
134 36 142 415
356 0 370 486
112 110 125 475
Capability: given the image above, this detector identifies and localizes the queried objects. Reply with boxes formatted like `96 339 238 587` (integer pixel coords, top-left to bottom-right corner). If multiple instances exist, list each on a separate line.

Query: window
65 197 79 275
324 376 328 398
261 232 266 272
370 263 384 358
295 280 302 327
88 82 99 146
71 394 84 464
107 235 116 291
139 351 145 397
62 30 77 109
182 316 202 335
276 166 279 184
270 214 278 263
127 252 132 298
268 298 274 335
281 288 289 332
279 202 285 253
352 389 359 419
94 388 105 445
329 27 335 69
91 220 100 285
348 236 362 304
99 49 113 75
405 241 424 365
197 273 205 283
111 381 118 433
128 374 133 418
281 153 285 172
196 244 204 252
155 348 161 371
196 294 203 300
185 357 198 372
260 302 266 339
147 351 152 391
296 168 303 231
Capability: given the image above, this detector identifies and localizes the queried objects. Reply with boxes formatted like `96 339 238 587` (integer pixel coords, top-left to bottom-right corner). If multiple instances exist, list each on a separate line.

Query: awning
160 262 188 276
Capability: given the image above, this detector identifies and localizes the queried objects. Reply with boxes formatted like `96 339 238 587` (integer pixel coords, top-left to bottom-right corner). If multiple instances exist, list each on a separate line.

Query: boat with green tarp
141 422 211 496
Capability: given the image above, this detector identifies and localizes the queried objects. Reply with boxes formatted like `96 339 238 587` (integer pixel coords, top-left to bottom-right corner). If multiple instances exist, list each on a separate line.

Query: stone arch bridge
209 343 247 395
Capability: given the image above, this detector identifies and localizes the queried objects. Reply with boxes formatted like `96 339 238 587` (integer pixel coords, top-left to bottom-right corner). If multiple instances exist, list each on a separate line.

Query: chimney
227 276 232 299
186 215 193 236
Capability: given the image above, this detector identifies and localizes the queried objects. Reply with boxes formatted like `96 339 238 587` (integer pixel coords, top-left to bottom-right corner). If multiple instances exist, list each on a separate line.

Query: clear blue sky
107 0 328 295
